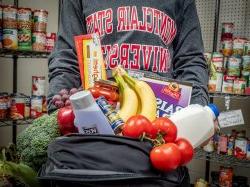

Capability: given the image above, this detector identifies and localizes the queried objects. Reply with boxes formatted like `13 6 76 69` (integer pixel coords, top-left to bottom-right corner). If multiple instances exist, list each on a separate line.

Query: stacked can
32 9 48 52
17 7 32 51
2 5 18 49
208 52 224 93
0 6 3 49
221 23 234 57
31 76 46 118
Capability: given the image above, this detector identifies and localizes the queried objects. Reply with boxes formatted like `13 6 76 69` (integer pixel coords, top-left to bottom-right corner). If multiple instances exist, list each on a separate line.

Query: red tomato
57 106 77 135
152 117 177 143
122 115 152 138
175 138 194 165
150 143 181 172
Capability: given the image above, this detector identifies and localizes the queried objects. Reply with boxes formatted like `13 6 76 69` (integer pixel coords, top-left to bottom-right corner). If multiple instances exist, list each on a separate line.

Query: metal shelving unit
0 119 33 128
195 148 250 169
0 0 50 144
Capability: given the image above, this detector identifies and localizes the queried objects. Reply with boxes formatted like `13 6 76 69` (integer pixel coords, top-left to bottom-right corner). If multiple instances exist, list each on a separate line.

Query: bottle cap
208 104 220 118
70 90 95 110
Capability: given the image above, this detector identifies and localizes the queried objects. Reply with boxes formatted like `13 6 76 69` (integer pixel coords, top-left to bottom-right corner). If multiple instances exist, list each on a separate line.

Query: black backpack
38 134 190 187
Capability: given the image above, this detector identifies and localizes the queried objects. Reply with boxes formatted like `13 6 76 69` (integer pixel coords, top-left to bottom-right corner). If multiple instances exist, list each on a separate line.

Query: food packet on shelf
74 34 107 90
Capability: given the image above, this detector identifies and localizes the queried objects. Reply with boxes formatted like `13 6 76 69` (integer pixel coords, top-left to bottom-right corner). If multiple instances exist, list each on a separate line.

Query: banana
114 74 139 122
119 67 157 122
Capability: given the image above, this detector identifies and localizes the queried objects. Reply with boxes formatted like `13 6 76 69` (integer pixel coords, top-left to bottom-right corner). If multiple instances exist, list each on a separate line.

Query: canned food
227 134 235 156
96 96 124 134
3 5 17 29
208 72 223 93
195 178 208 187
32 32 46 51
24 96 30 119
233 78 246 94
221 23 234 39
227 56 241 77
242 71 250 87
222 75 236 94
10 94 25 120
211 52 224 72
18 29 32 50
234 137 247 159
219 166 233 187
242 56 250 72
32 76 46 96
244 40 250 55
233 38 246 56
33 9 48 32
3 28 18 49
17 8 32 30
217 134 228 155
0 93 10 120
31 96 43 119
221 38 233 57
247 139 250 160
46 32 56 52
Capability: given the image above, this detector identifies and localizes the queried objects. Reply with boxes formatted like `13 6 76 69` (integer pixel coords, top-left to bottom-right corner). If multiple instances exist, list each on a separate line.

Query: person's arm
172 0 209 106
48 0 86 113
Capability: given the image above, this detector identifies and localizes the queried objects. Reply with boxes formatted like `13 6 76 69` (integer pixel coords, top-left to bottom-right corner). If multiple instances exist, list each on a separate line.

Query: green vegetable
17 112 60 171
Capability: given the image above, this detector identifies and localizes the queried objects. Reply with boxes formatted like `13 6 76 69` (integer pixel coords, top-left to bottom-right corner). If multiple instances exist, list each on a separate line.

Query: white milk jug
170 104 219 148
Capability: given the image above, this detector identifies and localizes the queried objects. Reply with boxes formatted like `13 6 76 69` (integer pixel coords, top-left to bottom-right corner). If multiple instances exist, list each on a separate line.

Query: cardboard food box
128 70 193 117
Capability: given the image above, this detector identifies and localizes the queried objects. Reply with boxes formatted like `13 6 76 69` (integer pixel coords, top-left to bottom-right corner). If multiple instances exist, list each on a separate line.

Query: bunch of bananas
113 67 157 122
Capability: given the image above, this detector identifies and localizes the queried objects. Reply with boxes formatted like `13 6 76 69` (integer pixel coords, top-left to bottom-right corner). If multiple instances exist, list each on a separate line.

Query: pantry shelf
209 92 250 99
0 119 33 128
0 49 50 58
195 148 250 168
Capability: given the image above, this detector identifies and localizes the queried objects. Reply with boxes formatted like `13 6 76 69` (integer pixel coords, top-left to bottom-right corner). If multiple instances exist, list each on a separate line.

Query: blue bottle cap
208 104 220 118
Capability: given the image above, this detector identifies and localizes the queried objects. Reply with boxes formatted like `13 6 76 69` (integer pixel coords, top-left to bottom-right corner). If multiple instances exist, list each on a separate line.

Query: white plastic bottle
70 91 114 135
170 104 219 148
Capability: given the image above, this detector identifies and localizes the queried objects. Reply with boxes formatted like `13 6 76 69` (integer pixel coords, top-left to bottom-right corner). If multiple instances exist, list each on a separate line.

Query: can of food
24 96 30 119
233 78 246 94
222 75 236 94
96 96 124 134
221 38 233 57
234 137 247 159
221 23 234 39
3 28 18 49
217 134 228 155
42 96 47 113
211 52 224 72
233 38 246 56
0 93 10 120
242 71 250 87
10 94 25 120
247 139 250 160
46 32 56 52
219 166 233 187
30 96 43 119
244 40 250 55
33 9 48 32
227 134 235 156
3 5 17 29
17 8 32 30
194 178 208 187
208 72 223 93
32 76 46 96
32 31 46 51
227 56 242 77
18 29 32 50
242 56 250 72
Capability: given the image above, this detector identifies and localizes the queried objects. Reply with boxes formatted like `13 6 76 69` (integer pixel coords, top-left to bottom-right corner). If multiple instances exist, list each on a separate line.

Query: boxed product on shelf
0 92 10 120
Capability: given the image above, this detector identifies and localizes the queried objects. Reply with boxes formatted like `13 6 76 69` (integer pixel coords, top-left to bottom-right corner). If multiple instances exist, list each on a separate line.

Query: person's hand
52 87 82 109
